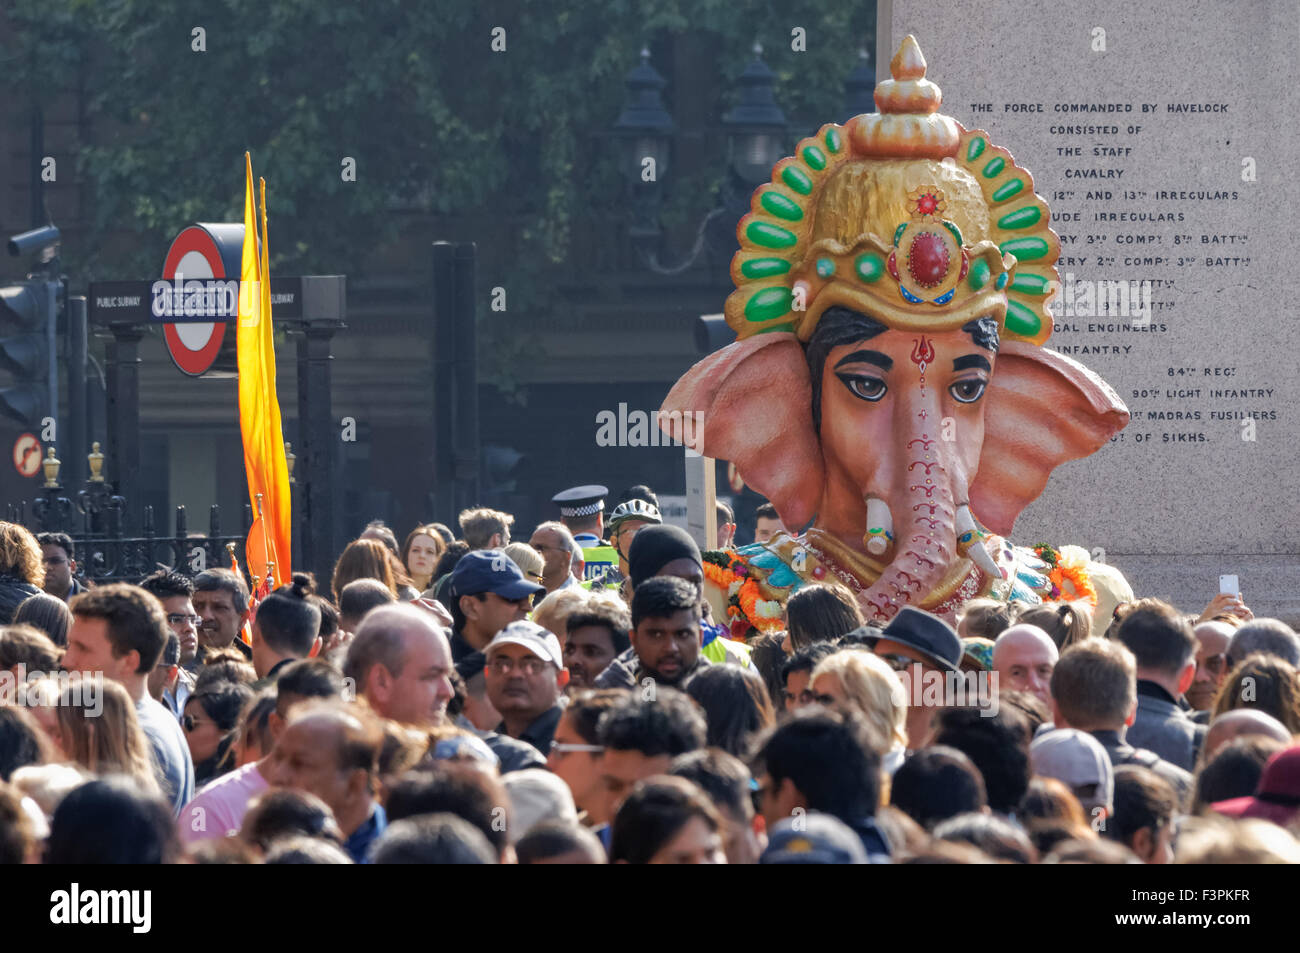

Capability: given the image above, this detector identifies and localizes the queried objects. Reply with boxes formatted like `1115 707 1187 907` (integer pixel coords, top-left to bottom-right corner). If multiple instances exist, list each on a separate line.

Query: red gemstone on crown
917 193 939 215
907 232 949 288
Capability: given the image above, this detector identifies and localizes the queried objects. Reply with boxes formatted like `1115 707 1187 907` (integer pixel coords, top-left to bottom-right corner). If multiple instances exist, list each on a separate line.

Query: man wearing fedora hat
848 606 967 749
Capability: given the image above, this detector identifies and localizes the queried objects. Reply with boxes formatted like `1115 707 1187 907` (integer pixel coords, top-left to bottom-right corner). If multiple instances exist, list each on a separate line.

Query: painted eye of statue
949 378 987 403
836 373 887 402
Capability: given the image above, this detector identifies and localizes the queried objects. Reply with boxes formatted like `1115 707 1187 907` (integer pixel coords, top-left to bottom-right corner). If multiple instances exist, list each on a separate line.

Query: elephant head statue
660 36 1128 624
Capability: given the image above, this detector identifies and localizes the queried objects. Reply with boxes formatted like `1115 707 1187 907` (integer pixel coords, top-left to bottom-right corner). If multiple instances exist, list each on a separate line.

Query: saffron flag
237 152 291 589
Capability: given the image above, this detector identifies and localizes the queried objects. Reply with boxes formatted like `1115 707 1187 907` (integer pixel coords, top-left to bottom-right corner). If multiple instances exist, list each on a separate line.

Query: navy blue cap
863 606 963 673
761 811 868 864
448 550 545 602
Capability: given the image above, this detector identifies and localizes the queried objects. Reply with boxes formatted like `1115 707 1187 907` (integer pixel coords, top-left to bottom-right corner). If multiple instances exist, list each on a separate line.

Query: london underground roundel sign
160 225 241 376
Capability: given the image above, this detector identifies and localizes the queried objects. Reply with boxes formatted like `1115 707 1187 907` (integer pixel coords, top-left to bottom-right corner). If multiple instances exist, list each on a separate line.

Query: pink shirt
178 761 269 844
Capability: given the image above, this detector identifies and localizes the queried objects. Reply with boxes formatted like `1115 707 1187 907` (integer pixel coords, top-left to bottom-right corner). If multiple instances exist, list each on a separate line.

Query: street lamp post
842 47 877 119
722 43 789 186
616 44 788 276
616 40 872 278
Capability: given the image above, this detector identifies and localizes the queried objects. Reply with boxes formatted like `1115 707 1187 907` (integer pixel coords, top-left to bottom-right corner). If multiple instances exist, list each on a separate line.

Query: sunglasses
878 653 915 673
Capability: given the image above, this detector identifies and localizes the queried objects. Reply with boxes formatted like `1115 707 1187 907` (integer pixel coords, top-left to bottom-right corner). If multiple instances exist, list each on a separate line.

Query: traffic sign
12 433 40 478
161 224 243 376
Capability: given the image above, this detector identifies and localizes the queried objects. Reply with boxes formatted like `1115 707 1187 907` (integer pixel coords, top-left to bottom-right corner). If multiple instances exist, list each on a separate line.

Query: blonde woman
810 650 909 776
503 543 546 588
530 587 591 653
0 521 44 625
53 676 160 795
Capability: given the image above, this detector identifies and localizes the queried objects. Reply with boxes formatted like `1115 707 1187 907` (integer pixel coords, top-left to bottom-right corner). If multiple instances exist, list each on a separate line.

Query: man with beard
563 600 631 690
484 621 568 756
191 569 253 663
605 523 753 674
1187 620 1233 714
37 532 86 602
594 577 706 689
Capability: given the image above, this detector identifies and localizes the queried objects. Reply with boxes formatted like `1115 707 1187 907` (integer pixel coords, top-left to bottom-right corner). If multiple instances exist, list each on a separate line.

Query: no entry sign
13 433 41 478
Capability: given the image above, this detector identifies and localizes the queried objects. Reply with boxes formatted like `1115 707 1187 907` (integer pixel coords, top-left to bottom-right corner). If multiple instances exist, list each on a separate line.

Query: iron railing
8 448 251 586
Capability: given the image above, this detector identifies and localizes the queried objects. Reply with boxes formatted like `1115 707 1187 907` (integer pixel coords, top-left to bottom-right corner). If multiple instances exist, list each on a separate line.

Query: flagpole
255 491 277 587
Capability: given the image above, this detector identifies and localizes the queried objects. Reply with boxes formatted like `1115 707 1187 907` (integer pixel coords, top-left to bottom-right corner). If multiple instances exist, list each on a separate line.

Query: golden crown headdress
725 35 1059 347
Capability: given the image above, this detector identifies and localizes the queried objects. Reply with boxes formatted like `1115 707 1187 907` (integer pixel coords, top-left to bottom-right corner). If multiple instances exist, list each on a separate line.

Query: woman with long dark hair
184 683 255 786
683 664 775 758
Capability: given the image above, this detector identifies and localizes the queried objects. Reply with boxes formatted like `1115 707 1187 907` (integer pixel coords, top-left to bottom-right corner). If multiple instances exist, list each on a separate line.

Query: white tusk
864 497 894 556
956 504 1001 577
970 539 1001 577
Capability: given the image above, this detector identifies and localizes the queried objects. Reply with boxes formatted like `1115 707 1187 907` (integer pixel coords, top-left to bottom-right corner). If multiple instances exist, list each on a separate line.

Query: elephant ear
660 333 824 530
970 342 1129 536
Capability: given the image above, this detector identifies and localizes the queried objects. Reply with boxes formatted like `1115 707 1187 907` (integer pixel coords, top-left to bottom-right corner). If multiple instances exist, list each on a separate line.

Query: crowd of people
1 487 1299 865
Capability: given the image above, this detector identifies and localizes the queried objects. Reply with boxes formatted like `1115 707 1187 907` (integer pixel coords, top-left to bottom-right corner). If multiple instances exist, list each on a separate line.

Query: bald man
1203 709 1293 762
344 603 455 728
264 702 386 862
993 624 1059 706
1188 621 1234 712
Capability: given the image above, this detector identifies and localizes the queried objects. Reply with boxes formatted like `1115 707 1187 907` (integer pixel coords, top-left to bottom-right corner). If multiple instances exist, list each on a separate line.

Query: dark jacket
498 702 565 757
1089 728 1193 808
848 817 893 864
1127 680 1205 772
482 730 548 773
592 646 709 690
450 714 546 773
0 572 41 625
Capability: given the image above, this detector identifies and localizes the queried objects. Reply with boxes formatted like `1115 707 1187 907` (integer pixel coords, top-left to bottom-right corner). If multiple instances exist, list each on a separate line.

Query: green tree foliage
3 0 872 393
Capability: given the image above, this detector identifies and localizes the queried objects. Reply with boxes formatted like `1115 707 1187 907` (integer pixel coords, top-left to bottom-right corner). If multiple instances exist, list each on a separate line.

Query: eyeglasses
488 655 551 676
168 614 202 627
550 741 604 755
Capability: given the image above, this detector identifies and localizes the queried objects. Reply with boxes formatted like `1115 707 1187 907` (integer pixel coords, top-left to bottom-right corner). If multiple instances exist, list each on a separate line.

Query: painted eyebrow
953 355 992 372
834 349 893 371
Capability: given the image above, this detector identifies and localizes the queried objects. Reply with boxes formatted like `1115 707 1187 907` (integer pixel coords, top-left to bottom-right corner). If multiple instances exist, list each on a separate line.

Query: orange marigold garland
702 552 785 637
1033 544 1098 609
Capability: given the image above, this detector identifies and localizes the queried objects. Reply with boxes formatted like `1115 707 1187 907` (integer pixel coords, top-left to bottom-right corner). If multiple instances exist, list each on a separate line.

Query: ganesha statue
660 36 1132 636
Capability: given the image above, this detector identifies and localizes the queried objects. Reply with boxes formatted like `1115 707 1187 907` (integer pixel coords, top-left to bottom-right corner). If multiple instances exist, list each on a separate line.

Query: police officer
552 485 618 583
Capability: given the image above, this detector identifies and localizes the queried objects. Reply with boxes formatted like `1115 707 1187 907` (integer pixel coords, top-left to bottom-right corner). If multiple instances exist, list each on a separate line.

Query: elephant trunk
858 456 957 625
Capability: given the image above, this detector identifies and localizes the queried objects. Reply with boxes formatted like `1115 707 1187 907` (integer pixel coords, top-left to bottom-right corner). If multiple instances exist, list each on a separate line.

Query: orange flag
237 153 291 588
